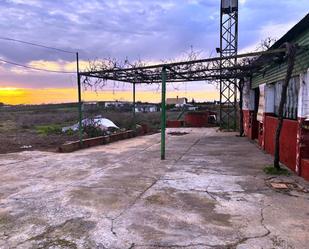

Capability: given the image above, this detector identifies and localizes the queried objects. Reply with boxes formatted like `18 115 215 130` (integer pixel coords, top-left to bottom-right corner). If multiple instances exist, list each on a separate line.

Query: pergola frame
77 48 287 160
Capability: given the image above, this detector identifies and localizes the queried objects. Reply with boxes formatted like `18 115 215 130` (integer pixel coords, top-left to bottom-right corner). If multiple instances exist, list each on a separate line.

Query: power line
0 58 75 74
0 37 76 54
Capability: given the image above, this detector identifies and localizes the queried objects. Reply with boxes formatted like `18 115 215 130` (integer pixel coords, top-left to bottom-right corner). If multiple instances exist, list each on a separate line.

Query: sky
0 0 308 104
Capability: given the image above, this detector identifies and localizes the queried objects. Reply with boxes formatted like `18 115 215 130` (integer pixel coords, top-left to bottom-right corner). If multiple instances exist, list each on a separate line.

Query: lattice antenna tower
219 0 239 130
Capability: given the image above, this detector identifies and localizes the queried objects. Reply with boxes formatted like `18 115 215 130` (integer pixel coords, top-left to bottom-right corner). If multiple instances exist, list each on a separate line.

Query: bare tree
238 78 245 136
256 37 277 51
273 43 297 169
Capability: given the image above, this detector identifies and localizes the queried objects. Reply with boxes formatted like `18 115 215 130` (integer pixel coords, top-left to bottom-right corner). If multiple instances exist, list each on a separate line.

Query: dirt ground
0 128 308 249
0 107 166 154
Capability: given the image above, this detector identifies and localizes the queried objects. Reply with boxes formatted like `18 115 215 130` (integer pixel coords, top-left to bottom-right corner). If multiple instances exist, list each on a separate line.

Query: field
0 105 179 154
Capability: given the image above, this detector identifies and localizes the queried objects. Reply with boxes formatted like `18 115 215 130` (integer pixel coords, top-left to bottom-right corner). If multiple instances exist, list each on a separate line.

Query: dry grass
0 105 179 153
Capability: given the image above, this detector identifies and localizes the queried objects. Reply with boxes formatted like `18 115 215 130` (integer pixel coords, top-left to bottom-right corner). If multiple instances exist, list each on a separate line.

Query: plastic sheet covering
62 116 119 132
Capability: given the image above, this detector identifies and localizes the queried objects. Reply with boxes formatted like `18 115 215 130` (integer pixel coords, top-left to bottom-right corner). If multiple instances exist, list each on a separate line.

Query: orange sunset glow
0 87 219 105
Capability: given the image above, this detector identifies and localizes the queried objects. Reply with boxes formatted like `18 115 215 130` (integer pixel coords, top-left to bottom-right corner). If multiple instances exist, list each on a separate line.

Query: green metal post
161 67 167 160
133 82 136 131
76 52 83 146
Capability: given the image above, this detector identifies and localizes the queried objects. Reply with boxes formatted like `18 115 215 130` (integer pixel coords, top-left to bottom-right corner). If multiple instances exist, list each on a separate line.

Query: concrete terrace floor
0 128 308 249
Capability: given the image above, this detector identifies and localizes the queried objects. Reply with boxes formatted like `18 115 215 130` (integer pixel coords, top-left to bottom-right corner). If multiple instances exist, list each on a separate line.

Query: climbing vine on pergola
77 48 287 160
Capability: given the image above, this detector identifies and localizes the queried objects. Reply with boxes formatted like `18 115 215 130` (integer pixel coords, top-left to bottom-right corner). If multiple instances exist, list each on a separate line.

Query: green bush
36 124 62 135
263 165 291 176
64 128 75 136
83 119 107 138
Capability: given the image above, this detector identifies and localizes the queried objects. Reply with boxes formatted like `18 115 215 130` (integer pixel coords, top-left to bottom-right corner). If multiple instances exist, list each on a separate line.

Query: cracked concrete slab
0 128 308 249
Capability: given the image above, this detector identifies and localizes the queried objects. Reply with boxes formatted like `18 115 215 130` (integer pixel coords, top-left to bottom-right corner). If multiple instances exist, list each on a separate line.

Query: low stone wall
58 130 135 153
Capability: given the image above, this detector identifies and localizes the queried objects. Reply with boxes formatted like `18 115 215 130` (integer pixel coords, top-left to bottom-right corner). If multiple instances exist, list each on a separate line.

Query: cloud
260 21 295 40
239 20 296 53
7 0 42 7
0 0 308 90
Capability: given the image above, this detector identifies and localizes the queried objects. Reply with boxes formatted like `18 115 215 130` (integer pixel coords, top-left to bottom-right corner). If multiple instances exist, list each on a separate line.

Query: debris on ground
20 145 32 149
168 131 189 136
270 182 289 189
267 178 309 193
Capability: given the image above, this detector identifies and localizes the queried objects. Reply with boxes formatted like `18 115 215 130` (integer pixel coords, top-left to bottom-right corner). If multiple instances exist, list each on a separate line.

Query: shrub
83 119 107 138
263 165 291 176
36 124 62 135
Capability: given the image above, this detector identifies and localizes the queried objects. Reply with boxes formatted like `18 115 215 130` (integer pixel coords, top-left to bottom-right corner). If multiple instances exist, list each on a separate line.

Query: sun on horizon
0 87 219 105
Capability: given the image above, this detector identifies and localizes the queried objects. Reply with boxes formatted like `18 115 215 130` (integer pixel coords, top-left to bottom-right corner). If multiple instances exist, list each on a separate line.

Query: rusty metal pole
76 52 83 146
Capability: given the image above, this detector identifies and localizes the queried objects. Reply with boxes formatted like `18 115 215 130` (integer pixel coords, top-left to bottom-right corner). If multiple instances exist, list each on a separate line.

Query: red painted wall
243 112 309 181
166 120 183 128
300 119 309 158
264 116 298 171
301 159 309 181
243 110 259 140
185 111 216 127
258 121 264 148
298 119 309 180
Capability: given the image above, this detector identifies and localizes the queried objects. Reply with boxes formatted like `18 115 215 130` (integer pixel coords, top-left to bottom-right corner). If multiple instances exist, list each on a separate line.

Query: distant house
83 101 98 111
104 101 130 108
166 96 187 107
135 104 159 113
185 104 198 111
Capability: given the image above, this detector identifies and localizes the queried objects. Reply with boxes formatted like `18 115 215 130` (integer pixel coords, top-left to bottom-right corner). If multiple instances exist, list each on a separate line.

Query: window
274 77 300 120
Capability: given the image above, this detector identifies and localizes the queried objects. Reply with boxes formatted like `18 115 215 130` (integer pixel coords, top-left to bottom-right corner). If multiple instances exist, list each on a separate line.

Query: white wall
242 79 255 111
298 69 309 119
264 84 275 113
257 83 275 122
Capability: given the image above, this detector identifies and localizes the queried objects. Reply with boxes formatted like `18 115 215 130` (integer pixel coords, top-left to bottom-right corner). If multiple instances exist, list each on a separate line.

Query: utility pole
76 52 83 146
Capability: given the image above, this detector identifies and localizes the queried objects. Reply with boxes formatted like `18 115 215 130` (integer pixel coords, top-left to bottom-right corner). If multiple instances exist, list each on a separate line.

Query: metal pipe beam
161 67 167 160
79 48 287 76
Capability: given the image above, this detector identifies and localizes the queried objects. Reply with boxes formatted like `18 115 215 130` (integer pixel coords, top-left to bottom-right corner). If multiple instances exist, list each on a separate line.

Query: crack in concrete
132 201 273 249
222 203 271 249
2 130 308 249
133 243 218 248
159 178 187 181
14 218 80 248
105 177 161 237
105 138 201 239
260 204 271 237
127 242 135 249
183 180 218 201
174 139 201 163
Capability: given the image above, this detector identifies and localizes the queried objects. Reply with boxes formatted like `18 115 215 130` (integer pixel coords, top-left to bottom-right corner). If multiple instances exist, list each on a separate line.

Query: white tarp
62 116 119 132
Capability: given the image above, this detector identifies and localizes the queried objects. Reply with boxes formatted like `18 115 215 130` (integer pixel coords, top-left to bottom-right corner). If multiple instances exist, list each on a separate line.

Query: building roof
252 13 309 88
271 13 309 49
166 97 187 105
